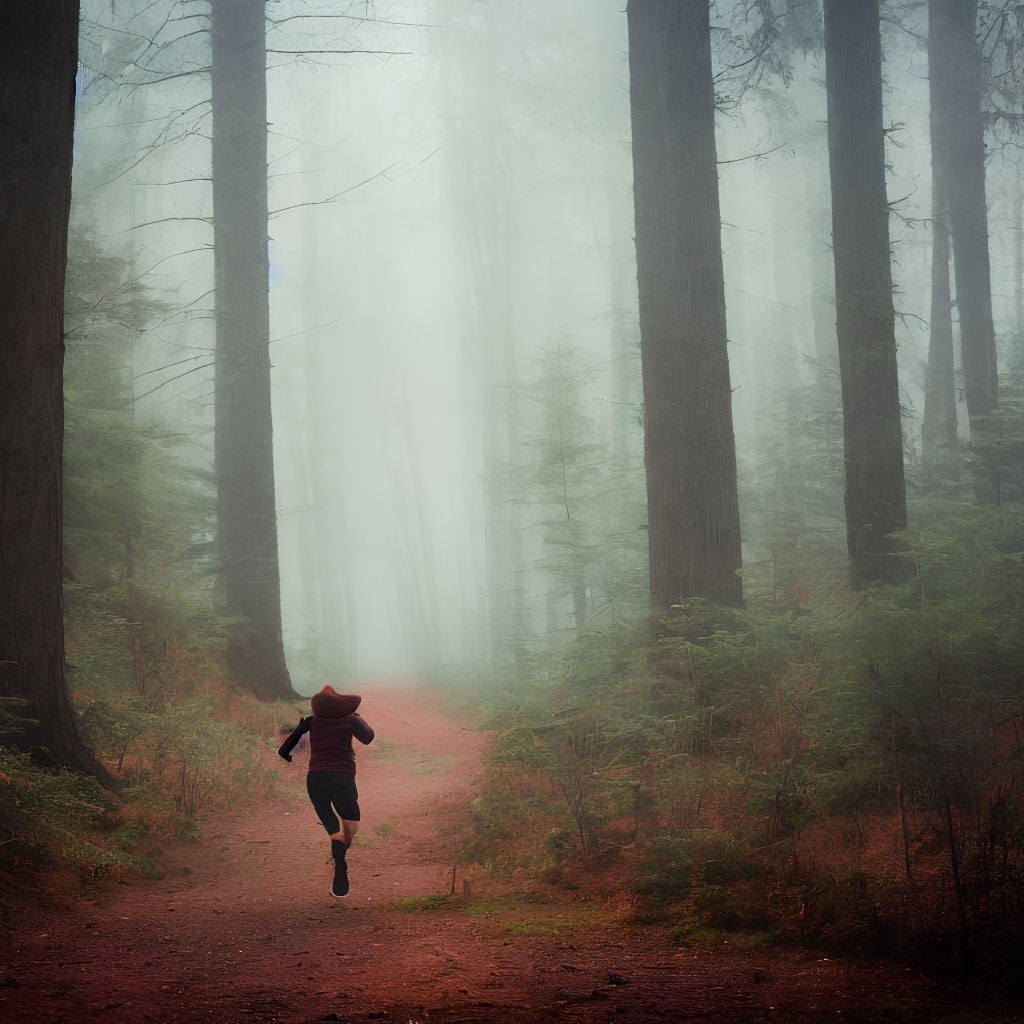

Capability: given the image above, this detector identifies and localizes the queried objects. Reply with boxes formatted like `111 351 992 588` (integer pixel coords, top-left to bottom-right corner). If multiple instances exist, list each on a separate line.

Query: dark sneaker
331 861 349 898
330 839 349 898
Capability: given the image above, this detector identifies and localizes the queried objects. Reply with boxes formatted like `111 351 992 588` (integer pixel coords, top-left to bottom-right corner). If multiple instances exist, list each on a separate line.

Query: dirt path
0 687 1015 1024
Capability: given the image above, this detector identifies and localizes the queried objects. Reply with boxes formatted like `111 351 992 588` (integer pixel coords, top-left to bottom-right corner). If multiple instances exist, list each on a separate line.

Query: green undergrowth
504 920 558 936
457 498 1024 975
391 891 612 938
394 893 451 912
0 688 287 888
0 747 122 869
0 745 163 883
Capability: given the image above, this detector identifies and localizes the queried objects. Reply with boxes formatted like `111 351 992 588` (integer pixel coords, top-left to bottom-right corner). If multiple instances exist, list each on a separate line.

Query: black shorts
306 770 360 834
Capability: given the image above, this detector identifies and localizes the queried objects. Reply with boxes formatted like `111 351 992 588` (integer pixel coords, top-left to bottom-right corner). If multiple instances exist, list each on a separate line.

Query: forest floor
2 685 1021 1024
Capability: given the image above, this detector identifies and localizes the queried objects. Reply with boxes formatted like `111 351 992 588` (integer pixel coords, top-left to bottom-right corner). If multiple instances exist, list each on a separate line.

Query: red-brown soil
1 686 1018 1023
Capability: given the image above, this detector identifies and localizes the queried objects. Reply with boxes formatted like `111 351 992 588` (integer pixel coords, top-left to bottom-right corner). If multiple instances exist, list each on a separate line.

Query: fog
72 0 1023 692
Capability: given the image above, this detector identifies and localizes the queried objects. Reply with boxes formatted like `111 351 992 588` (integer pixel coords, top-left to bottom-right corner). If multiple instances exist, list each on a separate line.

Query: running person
278 685 374 897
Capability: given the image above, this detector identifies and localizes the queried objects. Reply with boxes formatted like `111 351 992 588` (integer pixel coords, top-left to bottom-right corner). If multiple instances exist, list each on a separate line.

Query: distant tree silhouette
922 3 958 460
929 0 998 431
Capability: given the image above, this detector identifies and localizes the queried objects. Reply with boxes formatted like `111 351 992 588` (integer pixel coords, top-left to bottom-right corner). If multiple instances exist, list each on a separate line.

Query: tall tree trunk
922 23 958 457
929 0 998 428
210 0 294 700
627 0 743 608
922 179 958 451
823 0 909 587
0 2 112 782
1013 163 1024 374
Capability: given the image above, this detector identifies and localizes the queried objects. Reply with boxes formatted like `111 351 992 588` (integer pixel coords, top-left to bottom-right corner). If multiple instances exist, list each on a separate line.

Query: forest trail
0 686 1006 1024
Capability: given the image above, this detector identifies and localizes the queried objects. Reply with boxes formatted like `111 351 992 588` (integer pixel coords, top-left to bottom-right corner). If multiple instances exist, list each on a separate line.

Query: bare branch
134 353 210 381
269 162 400 217
714 43 772 79
266 13 444 30
269 316 347 346
718 144 785 165
115 66 212 88
97 246 214 289
135 361 217 402
266 48 411 56
149 289 217 332
980 0 1016 53
87 102 212 189
126 215 213 232
75 114 184 132
142 177 212 186
880 15 927 44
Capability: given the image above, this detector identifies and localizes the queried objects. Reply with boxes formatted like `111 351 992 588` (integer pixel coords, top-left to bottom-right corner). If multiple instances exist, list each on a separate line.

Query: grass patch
459 896 521 916
505 921 558 936
373 738 405 758
372 737 452 777
394 893 449 912
459 896 612 940
671 922 723 945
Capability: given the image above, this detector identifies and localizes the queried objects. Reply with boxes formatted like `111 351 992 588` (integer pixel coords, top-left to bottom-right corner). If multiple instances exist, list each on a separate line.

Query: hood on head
310 685 361 718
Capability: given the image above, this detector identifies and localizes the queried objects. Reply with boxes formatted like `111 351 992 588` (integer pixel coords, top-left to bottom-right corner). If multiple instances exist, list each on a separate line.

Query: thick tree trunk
922 28 958 456
929 0 998 427
823 0 909 587
210 0 294 700
0 3 111 781
627 0 743 608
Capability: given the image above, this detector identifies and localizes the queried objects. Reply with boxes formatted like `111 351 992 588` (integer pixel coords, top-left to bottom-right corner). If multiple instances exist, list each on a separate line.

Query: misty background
71 0 1021 690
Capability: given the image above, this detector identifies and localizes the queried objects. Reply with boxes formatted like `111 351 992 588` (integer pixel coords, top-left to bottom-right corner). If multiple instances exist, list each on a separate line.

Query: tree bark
929 0 998 427
823 0 909 587
210 0 295 700
922 15 958 457
627 0 743 608
0 2 112 781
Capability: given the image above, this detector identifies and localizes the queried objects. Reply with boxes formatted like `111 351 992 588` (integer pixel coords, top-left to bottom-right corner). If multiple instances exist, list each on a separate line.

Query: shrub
632 835 693 903
0 746 129 876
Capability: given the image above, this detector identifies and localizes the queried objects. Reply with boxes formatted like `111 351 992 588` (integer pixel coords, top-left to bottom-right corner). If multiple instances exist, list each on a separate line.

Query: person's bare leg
327 821 359 845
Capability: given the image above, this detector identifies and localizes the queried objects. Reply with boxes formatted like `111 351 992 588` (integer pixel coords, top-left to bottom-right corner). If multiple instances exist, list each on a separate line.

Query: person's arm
350 713 374 745
278 716 312 761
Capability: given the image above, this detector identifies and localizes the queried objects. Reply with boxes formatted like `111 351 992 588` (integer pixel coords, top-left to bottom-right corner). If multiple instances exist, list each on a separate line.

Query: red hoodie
278 686 375 772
